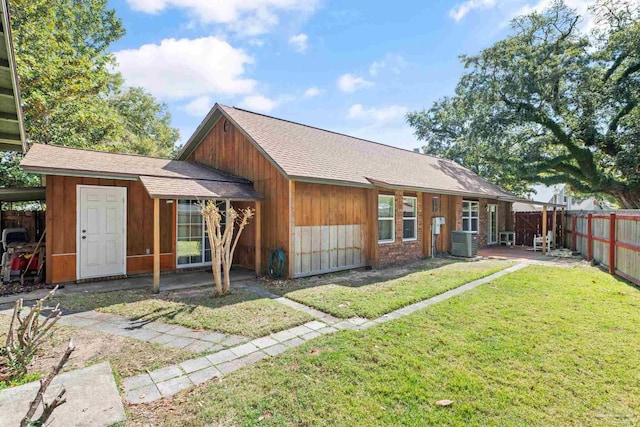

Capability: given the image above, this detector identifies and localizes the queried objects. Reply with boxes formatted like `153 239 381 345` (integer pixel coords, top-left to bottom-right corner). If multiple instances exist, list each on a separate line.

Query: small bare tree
21 340 75 427
199 201 254 295
1 287 62 380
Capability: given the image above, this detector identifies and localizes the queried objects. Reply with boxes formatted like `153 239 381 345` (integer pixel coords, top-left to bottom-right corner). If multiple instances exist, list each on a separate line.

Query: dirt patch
0 315 195 382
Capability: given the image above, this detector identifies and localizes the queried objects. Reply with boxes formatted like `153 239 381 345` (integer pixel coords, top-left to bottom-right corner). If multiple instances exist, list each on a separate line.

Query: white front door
77 185 126 280
487 204 498 244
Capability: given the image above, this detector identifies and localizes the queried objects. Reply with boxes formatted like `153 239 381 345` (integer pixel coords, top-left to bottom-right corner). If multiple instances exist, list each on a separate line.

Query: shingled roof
179 104 518 201
21 144 261 201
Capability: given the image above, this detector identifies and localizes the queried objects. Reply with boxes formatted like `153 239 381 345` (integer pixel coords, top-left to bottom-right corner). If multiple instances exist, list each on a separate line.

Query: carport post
153 198 160 293
542 205 548 255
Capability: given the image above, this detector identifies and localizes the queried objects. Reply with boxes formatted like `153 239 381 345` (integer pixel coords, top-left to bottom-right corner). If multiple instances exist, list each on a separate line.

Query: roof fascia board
367 178 511 199
288 176 374 189
1 0 26 152
22 167 139 181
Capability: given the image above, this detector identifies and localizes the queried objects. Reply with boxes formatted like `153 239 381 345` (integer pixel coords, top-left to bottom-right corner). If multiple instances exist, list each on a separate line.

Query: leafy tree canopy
407 0 640 208
1 0 179 188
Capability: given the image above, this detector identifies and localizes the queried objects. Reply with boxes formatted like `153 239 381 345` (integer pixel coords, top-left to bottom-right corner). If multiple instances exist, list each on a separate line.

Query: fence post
571 215 577 251
587 213 593 261
609 213 616 274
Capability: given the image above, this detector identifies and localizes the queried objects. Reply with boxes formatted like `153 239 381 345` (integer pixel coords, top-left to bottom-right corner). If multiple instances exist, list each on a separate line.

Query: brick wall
378 190 424 267
476 199 512 247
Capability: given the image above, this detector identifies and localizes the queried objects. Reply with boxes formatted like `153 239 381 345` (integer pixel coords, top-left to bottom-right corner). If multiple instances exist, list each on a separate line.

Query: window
462 200 479 232
177 199 227 267
403 196 417 241
432 196 440 213
378 195 395 243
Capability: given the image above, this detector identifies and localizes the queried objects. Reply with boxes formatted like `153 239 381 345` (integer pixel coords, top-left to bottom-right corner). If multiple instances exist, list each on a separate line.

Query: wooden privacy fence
514 210 563 246
565 210 640 286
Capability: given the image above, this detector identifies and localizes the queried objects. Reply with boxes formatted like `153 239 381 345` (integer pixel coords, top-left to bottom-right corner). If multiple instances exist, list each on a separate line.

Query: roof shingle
215 105 516 200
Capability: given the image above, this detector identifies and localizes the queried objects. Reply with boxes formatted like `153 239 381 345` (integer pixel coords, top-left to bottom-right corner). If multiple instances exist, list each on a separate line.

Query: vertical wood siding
186 117 290 272
46 175 174 283
291 182 369 277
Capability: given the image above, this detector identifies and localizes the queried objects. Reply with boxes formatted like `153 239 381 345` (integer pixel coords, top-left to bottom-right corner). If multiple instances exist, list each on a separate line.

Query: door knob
82 236 86 239
82 229 86 233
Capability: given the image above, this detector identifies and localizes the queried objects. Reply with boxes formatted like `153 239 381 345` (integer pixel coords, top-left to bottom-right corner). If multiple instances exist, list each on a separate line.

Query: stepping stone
220 335 247 347
303 320 327 330
142 322 178 333
149 333 177 345
125 384 161 405
250 336 279 349
184 340 217 353
300 331 321 341
149 365 183 383
270 329 297 342
206 349 236 365
156 376 193 397
199 331 226 343
316 326 338 335
122 373 153 391
164 337 196 349
263 343 288 356
188 366 221 385
0 362 125 426
230 342 259 357
287 325 314 336
179 356 213 374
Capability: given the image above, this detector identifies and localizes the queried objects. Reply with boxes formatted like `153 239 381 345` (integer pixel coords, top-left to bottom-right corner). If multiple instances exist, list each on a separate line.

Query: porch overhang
140 176 261 201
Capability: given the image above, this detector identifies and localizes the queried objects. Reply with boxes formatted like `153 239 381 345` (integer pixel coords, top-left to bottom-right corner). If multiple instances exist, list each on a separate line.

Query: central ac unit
451 230 479 257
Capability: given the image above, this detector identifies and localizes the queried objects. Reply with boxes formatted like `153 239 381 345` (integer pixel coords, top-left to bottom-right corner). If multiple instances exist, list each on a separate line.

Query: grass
0 315 195 389
130 265 640 426
52 288 314 338
267 259 513 318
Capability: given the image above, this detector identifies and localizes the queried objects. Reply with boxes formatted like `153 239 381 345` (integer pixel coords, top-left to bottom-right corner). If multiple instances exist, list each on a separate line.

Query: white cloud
337 73 373 93
115 37 255 100
347 104 408 122
369 53 407 76
125 0 320 36
240 95 279 112
183 96 213 117
449 0 497 21
288 33 309 53
304 86 321 97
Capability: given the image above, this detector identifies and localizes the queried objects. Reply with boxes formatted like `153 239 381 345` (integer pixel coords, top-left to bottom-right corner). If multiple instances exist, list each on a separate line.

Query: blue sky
107 0 592 151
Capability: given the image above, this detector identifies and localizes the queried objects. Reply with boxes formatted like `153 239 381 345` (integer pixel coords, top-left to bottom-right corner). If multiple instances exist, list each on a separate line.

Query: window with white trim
403 196 417 241
378 195 395 243
462 200 479 232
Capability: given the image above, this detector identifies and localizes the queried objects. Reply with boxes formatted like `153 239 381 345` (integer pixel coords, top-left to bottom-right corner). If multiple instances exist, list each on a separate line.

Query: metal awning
140 176 262 201
0 186 45 202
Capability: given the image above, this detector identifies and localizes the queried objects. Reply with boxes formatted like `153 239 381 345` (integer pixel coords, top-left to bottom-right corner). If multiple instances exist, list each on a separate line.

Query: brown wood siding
46 175 174 284
294 182 368 227
186 117 290 272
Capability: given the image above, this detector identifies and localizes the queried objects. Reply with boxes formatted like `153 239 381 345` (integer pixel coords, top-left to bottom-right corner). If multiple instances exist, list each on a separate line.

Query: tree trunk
611 186 640 209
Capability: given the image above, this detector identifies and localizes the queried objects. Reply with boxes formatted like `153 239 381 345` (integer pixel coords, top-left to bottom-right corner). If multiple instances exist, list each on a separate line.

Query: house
513 184 573 212
21 104 527 285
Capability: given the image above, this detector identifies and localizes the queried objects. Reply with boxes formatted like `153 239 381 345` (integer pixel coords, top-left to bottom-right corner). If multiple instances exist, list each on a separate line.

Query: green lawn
133 265 640 426
270 259 513 318
52 288 314 338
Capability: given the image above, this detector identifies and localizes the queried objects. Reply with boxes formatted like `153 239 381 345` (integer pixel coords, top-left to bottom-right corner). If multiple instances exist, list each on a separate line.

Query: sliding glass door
176 199 227 268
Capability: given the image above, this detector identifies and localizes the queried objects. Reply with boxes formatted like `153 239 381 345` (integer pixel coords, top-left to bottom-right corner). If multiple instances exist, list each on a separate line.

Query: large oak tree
1 0 179 187
407 0 640 208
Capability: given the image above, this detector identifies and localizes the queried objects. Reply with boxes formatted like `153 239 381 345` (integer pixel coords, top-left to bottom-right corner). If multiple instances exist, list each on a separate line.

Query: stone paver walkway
59 311 249 353
123 262 528 404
